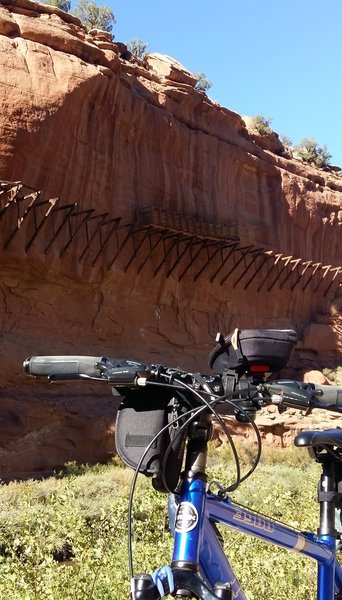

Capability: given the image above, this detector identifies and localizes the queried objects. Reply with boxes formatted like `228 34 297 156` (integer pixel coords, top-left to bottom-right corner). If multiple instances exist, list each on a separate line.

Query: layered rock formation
0 0 341 478
213 405 342 450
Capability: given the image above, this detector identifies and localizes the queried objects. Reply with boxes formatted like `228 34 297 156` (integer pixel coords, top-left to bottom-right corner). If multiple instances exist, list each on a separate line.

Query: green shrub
42 0 71 11
295 137 332 168
194 72 212 92
279 134 293 147
73 0 116 34
249 115 273 135
127 39 149 59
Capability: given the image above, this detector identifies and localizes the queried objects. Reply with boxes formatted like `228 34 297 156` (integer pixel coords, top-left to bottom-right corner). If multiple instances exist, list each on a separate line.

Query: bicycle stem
171 411 212 572
169 411 234 599
184 411 212 478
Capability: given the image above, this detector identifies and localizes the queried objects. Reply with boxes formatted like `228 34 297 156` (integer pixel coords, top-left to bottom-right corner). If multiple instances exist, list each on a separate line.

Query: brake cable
126 375 263 579
127 401 206 579
175 376 263 492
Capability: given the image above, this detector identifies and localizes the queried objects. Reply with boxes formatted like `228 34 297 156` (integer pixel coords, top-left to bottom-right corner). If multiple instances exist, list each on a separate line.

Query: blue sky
108 0 342 167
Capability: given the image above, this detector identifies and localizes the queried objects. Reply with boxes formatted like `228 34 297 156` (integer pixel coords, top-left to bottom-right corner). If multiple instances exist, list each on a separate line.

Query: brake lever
100 359 152 386
47 373 106 382
266 381 315 411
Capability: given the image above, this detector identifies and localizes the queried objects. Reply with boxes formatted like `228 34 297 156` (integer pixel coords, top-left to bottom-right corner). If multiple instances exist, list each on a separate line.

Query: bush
294 137 332 168
42 0 71 11
127 39 149 59
73 0 116 34
279 134 292 147
249 115 273 135
194 72 212 92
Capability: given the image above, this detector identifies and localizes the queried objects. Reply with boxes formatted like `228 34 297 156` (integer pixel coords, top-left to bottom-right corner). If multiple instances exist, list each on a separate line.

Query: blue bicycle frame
167 478 342 600
129 406 342 600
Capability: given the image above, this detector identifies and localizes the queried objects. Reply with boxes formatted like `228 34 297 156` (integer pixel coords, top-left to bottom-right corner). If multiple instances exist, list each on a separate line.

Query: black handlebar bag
209 328 298 375
115 387 189 493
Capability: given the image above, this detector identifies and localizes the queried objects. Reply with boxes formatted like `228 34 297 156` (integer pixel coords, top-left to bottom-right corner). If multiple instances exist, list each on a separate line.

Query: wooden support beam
267 255 293 292
167 235 196 278
59 209 95 257
3 191 41 248
290 261 312 291
44 204 77 253
323 267 342 296
278 258 302 290
179 239 207 281
193 241 235 281
220 246 254 286
124 226 153 272
302 263 321 290
243 251 271 290
25 198 59 252
78 213 110 261
313 265 332 292
91 217 121 267
137 230 166 274
233 248 263 289
156 234 187 277
209 243 239 283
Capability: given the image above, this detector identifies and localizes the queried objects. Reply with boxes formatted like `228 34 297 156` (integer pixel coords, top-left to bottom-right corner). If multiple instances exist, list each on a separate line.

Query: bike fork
131 568 232 599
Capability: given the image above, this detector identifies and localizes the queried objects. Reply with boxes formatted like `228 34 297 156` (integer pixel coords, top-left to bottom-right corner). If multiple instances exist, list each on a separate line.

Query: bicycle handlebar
267 380 342 411
23 355 106 379
23 355 342 414
314 384 342 407
23 355 151 383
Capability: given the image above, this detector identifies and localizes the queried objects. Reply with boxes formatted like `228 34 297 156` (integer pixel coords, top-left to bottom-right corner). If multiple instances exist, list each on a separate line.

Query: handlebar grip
268 380 342 412
23 356 104 379
312 385 342 408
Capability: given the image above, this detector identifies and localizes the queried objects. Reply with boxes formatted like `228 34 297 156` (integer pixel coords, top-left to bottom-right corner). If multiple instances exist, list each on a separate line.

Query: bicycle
24 327 342 600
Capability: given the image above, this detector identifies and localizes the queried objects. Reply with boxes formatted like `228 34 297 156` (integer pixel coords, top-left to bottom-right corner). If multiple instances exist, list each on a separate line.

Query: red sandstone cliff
0 0 341 478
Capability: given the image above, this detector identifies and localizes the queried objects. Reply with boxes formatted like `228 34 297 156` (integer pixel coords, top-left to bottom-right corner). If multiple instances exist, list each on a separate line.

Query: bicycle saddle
295 429 342 449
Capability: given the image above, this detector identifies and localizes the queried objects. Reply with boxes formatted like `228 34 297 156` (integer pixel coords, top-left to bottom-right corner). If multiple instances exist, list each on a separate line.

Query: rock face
213 404 342 450
0 386 120 481
0 0 341 479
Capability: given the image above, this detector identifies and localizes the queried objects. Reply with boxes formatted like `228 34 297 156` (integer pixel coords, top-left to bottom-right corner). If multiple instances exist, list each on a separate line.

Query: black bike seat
295 429 342 449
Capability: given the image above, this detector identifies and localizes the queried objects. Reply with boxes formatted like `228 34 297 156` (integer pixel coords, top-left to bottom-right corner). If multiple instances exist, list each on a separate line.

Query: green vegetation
295 137 332 168
0 449 325 599
279 134 293 148
247 119 333 168
249 114 273 135
42 0 71 11
73 0 116 33
127 39 149 59
41 0 116 33
194 72 212 92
